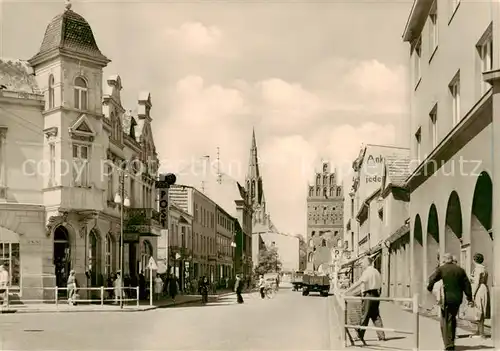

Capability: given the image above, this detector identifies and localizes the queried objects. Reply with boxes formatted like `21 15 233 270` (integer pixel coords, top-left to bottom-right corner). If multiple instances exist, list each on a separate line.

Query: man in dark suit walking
427 253 474 351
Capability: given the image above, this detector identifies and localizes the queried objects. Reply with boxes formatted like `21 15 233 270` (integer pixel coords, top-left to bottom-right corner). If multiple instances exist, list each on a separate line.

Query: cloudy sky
0 0 411 235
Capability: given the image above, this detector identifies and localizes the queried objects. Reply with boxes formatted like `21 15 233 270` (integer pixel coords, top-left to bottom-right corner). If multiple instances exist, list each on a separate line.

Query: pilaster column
484 67 500 348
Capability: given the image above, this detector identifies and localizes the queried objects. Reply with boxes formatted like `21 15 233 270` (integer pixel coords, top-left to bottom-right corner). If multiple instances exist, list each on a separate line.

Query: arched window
251 181 256 199
104 234 113 277
74 77 88 110
336 187 341 197
48 75 55 109
316 187 320 196
330 175 335 186
323 176 327 184
329 188 334 197
316 174 320 186
309 186 314 197
88 230 100 286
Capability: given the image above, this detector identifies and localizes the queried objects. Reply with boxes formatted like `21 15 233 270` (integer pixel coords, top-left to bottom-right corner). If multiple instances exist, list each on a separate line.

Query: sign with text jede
159 188 168 228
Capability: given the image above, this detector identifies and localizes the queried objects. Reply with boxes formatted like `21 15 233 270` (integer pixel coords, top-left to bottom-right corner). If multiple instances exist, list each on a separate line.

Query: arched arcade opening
427 204 440 280
413 215 424 299
445 191 463 264
471 171 492 283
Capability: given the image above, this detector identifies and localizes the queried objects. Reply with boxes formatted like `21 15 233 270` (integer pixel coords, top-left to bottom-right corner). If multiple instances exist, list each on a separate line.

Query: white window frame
413 37 422 87
72 143 90 187
104 234 113 276
74 77 88 111
429 2 438 55
430 106 438 149
107 163 114 201
478 27 493 96
449 73 461 126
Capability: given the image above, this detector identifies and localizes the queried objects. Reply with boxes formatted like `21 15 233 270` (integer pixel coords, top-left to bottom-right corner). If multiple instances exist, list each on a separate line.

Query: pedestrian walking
168 275 179 302
0 264 10 306
470 253 490 338
154 274 164 301
66 270 77 306
199 276 209 304
258 275 266 299
427 253 474 351
235 274 244 303
344 256 386 345
113 271 123 305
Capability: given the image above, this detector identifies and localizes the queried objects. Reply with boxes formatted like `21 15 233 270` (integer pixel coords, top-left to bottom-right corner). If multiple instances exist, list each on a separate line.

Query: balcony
125 208 162 237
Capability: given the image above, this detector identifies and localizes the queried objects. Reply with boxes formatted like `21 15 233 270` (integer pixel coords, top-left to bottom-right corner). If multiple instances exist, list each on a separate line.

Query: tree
254 246 282 276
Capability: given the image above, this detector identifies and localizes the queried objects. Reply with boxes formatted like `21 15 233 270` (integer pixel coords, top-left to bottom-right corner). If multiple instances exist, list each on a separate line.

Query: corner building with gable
0 4 161 300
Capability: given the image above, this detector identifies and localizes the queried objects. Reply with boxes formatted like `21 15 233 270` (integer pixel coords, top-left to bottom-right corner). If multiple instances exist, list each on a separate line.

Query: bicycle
265 284 276 299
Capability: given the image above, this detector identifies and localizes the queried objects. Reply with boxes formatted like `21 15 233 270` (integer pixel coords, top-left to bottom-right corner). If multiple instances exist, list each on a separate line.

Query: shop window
0 242 20 287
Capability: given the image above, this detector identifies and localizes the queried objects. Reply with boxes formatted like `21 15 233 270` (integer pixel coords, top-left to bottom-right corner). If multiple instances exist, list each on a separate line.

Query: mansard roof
29 7 110 65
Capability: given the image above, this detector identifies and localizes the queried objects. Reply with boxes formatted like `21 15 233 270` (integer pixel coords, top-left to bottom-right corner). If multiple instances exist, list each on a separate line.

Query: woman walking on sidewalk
470 253 490 338
66 270 78 306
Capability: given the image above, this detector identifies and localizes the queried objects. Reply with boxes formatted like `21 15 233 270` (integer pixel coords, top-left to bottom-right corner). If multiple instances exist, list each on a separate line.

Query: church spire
247 127 260 179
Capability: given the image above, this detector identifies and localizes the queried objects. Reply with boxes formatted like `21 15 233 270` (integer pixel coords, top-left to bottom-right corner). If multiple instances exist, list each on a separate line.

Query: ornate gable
69 114 96 142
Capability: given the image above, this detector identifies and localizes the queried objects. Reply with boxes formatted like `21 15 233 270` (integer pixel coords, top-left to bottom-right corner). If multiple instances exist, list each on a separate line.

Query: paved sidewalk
335 300 494 350
0 289 237 314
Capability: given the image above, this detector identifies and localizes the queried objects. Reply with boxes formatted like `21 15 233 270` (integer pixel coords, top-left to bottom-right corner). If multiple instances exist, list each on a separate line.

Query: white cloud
165 22 234 58
323 123 397 182
155 59 405 234
256 79 323 132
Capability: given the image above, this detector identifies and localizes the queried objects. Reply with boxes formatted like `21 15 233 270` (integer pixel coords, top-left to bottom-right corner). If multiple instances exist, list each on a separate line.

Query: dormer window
48 75 55 109
74 77 88 110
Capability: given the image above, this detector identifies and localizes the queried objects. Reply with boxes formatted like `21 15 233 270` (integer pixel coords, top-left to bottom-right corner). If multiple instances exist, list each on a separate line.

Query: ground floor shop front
0 205 158 301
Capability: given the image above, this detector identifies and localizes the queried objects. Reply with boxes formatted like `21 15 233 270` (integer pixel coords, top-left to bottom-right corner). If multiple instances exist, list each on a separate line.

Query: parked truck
301 271 330 297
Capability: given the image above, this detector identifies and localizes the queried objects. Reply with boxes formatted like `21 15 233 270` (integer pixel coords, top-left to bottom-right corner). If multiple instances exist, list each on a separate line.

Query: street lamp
114 171 130 309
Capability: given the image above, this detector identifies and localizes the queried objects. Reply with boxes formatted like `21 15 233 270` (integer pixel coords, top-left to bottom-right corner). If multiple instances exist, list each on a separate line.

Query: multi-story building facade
0 58 47 298
341 144 409 282
216 205 236 281
168 184 218 281
0 3 161 300
306 161 343 270
402 0 494 317
156 202 193 290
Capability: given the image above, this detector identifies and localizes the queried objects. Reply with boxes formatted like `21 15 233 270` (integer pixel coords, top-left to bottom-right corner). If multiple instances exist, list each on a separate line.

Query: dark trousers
260 287 265 299
201 293 208 304
358 289 385 340
236 290 244 303
440 303 460 350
